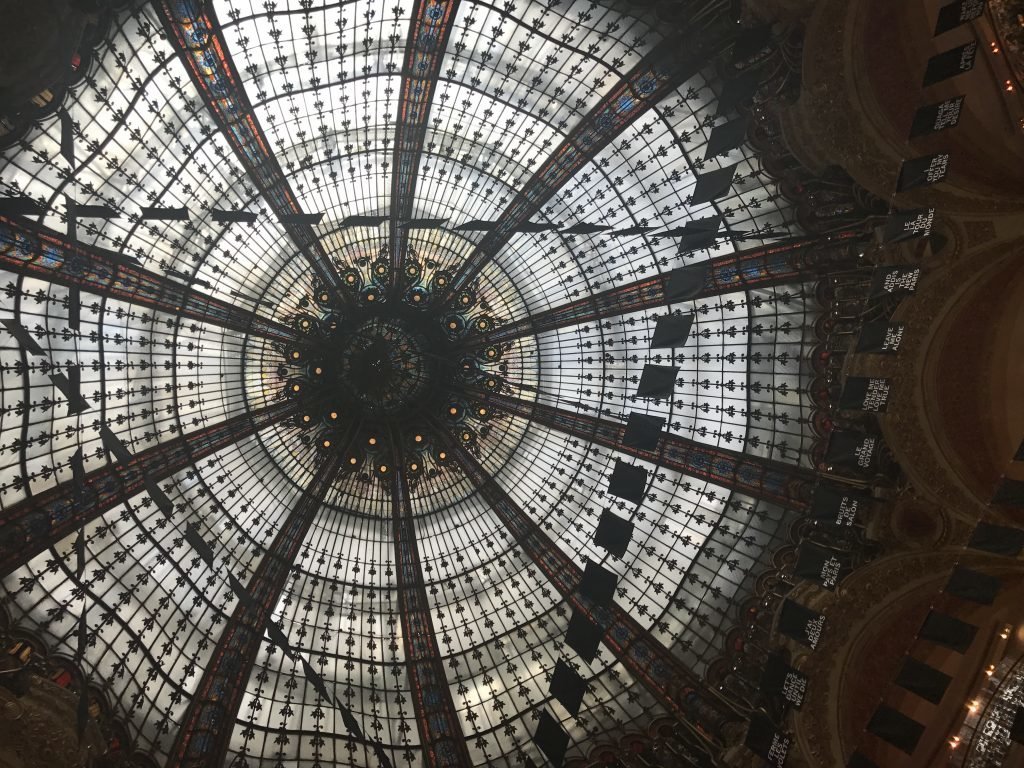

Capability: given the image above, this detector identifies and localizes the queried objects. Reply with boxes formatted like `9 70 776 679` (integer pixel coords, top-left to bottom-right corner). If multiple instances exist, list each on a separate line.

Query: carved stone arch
788 549 1024 767
772 0 1024 212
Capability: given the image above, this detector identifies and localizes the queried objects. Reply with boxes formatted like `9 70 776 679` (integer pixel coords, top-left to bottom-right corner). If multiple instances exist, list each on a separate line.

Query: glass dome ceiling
0 0 824 765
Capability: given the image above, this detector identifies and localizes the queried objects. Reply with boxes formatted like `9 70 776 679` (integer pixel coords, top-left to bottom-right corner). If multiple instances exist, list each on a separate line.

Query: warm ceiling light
449 406 458 415
414 434 423 442
302 415 310 422
330 411 338 419
368 437 377 445
410 463 418 471
379 464 388 472
438 452 447 460
322 440 331 448
314 367 322 375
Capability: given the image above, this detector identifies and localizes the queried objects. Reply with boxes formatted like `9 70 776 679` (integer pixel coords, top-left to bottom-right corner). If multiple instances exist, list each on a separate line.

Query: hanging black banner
848 752 879 768
1012 706 1024 744
825 431 880 475
810 483 870 527
794 543 852 590
919 610 977 653
923 41 978 85
778 599 826 650
869 266 920 298
745 714 791 767
968 520 1024 554
1 318 47 357
896 152 951 191
991 479 1024 509
856 320 905 354
895 656 951 704
839 377 891 413
910 96 965 138
934 0 986 35
184 523 215 567
879 208 935 243
59 109 75 166
867 705 925 754
946 566 1000 604
759 653 808 709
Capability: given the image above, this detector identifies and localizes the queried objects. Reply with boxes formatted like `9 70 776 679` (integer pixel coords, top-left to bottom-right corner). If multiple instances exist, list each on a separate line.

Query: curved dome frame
0 1 835 766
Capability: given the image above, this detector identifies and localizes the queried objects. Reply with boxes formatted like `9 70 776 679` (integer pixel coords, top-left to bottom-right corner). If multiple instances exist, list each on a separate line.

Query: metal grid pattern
0 2 828 766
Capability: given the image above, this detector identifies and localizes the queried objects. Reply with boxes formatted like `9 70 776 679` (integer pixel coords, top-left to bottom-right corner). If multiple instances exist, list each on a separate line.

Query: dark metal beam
467 233 864 347
390 442 473 767
0 215 301 343
165 453 342 768
0 400 297 577
442 433 738 747
389 0 461 296
156 0 345 300
443 13 738 300
470 391 812 509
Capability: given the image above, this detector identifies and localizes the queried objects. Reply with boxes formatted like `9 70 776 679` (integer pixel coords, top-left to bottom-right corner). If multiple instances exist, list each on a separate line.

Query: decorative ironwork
156 0 346 300
0 400 295 578
471 389 813 509
165 454 342 768
276 254 508 488
389 0 462 294
0 215 300 343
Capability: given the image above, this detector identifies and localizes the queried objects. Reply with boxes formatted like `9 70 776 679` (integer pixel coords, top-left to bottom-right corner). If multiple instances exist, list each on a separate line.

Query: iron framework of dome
0 0 867 766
